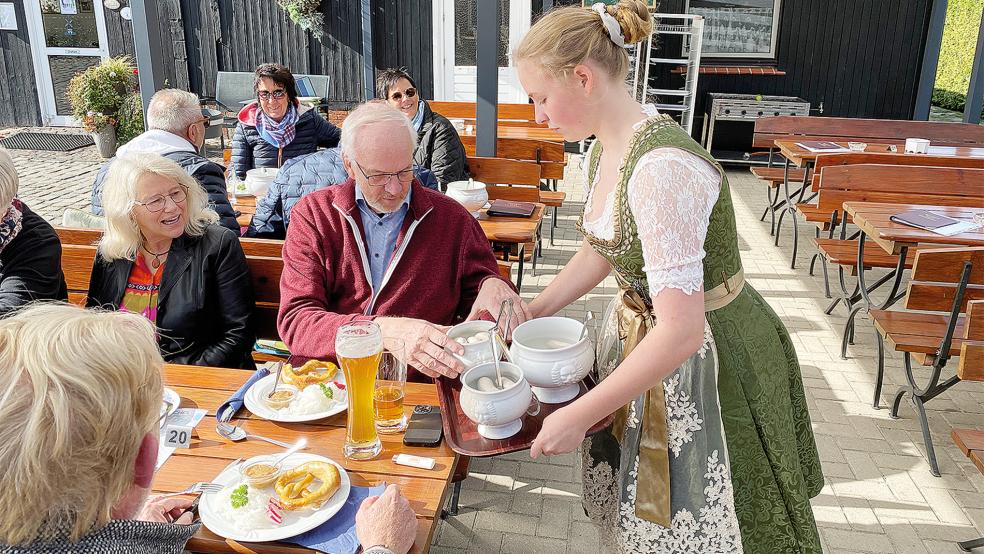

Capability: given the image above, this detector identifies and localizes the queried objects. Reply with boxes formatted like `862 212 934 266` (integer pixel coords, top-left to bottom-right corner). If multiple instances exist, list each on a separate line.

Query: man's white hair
146 89 203 136
0 148 18 212
340 101 417 164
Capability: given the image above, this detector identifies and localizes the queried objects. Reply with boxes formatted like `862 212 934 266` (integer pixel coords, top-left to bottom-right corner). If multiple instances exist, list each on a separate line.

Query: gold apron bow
610 287 672 528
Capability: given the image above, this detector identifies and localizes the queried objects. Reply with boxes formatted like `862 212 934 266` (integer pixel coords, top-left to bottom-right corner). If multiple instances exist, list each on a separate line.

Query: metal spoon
487 329 504 390
271 437 308 466
266 361 285 400
216 421 293 448
579 311 594 342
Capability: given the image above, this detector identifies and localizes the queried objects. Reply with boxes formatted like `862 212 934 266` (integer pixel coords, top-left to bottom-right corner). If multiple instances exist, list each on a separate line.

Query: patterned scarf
0 199 24 255
257 103 299 148
410 100 425 131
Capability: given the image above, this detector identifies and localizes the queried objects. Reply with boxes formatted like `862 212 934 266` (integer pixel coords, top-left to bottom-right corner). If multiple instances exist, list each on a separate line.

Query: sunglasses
389 87 417 102
258 90 287 101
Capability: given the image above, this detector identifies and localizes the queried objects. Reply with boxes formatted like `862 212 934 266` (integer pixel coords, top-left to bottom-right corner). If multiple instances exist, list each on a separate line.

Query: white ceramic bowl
459 362 531 439
447 320 498 370
245 167 278 196
509 317 593 404
445 180 489 217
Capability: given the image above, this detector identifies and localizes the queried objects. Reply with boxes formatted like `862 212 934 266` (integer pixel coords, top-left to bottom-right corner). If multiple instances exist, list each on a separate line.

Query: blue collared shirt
354 186 412 292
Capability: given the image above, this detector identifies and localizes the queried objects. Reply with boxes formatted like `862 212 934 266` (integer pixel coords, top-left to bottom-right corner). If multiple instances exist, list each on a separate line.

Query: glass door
432 0 530 102
25 0 110 126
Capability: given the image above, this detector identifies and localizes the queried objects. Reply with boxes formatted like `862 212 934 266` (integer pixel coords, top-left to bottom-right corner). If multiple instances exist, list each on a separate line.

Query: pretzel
282 359 338 389
274 461 341 510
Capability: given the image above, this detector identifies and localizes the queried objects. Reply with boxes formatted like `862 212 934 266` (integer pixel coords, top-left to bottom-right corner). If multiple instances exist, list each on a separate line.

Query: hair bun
611 0 654 45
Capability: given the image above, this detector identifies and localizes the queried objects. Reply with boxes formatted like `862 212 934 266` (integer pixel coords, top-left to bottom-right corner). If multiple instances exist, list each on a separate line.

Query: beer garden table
476 203 544 289
153 364 459 554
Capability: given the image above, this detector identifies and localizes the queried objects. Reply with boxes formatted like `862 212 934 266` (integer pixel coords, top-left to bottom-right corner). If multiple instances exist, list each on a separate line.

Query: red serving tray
435 373 614 457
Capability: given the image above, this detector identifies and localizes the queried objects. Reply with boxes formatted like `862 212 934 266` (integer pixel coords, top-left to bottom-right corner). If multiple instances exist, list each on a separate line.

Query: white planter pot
92 126 117 158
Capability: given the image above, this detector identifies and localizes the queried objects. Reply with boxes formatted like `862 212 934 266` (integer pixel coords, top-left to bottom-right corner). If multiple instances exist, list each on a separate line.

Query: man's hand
356 484 417 554
136 495 196 525
377 317 464 378
467 278 531 335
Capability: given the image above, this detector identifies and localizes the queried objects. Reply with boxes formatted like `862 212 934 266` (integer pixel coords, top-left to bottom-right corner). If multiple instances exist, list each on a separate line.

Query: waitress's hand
530 406 591 459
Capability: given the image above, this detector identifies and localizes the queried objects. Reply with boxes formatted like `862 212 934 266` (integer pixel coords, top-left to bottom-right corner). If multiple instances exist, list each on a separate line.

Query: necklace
142 244 170 270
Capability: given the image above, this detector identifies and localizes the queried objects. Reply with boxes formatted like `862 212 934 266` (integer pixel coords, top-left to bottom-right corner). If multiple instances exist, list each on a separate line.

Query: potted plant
278 0 326 38
66 56 138 158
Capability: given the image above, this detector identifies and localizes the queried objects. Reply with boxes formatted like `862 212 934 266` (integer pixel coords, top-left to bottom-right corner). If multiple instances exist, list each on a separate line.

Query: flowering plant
66 56 138 132
278 0 326 39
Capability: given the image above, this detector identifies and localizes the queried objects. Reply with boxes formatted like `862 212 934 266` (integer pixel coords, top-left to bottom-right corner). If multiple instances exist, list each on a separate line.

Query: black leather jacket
86 225 255 369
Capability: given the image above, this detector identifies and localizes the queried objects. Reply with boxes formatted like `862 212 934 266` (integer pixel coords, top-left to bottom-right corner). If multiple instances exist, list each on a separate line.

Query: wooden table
460 125 564 143
775 140 984 167
154 364 458 554
476 204 544 290
233 195 257 228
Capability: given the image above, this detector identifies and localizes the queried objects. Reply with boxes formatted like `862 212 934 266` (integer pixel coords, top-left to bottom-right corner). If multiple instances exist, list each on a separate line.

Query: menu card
795 141 851 153
889 209 979 236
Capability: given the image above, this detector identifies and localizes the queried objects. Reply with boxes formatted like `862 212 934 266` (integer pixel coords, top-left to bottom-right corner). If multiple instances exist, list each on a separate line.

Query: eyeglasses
134 186 188 213
388 87 417 102
258 90 287 101
197 116 211 129
354 162 415 187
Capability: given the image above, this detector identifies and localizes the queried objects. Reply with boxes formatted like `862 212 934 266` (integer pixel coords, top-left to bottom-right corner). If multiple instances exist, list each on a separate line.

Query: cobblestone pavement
10 129 984 553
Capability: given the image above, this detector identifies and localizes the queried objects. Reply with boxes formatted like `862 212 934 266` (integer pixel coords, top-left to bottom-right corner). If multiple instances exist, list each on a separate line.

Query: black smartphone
403 405 443 447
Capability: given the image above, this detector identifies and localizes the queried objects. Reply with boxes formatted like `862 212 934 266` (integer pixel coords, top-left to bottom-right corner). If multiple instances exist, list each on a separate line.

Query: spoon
487 329 504 390
579 311 594 342
271 437 308 466
216 421 293 448
267 361 285 400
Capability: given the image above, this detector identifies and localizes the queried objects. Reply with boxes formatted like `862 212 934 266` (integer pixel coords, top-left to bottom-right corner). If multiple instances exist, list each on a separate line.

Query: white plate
161 388 180 418
244 373 346 422
199 453 351 543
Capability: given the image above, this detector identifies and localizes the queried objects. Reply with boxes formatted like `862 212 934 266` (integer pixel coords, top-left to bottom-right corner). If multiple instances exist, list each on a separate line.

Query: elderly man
91 89 238 232
278 102 527 379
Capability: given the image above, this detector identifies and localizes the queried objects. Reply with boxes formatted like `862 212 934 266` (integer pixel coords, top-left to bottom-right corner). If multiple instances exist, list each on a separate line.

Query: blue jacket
231 102 341 180
247 148 439 239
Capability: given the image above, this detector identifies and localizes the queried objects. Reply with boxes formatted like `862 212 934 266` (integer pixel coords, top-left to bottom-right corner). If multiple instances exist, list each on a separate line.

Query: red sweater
278 179 504 364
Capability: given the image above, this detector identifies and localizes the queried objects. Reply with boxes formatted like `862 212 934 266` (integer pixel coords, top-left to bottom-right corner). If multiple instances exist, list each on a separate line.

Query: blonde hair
0 148 18 211
340 101 417 164
0 303 163 544
99 153 218 261
514 0 653 80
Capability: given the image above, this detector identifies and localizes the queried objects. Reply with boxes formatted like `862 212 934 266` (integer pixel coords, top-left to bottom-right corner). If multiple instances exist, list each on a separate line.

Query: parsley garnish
319 382 334 400
231 484 248 508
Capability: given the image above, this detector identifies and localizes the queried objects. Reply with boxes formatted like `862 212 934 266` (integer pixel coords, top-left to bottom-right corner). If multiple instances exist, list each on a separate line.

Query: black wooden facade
0 0 940 128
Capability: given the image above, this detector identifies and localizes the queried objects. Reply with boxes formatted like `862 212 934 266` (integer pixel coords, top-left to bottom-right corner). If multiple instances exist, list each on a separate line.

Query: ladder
628 12 704 134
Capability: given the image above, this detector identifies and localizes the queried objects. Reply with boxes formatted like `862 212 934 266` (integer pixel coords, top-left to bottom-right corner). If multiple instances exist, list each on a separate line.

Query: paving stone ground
9 129 984 553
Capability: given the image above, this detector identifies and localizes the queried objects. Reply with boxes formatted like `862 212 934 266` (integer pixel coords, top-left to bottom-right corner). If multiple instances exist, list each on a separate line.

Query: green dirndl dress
577 113 823 554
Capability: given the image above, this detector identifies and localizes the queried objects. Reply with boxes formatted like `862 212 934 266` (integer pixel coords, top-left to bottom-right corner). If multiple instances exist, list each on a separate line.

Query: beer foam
336 335 381 359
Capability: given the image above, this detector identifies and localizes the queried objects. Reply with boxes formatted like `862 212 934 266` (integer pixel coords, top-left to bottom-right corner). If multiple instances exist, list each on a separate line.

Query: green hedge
933 0 984 112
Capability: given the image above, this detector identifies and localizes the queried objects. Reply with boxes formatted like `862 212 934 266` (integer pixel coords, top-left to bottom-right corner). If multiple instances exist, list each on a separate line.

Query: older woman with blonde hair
87 153 256 369
0 303 199 552
0 148 67 315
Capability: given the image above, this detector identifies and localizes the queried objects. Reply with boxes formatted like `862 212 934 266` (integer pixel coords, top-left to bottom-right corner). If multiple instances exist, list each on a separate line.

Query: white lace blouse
582 129 721 298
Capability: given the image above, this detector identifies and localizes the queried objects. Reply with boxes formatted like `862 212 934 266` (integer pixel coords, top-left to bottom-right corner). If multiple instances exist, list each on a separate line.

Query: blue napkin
215 367 270 422
288 483 386 554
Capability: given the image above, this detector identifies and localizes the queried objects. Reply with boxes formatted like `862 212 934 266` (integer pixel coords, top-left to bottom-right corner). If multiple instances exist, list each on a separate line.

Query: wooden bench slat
814 238 915 269
953 429 984 455
905 284 984 313
959 341 984 381
910 247 984 284
749 166 807 186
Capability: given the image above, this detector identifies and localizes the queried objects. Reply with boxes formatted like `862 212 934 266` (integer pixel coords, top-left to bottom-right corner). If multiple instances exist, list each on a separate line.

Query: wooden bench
428 101 543 127
952 428 984 551
808 165 984 303
751 115 984 239
867 247 984 476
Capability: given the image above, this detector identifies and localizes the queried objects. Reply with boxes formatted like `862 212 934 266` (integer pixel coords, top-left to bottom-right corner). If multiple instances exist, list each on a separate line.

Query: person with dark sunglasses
230 63 341 180
376 68 469 189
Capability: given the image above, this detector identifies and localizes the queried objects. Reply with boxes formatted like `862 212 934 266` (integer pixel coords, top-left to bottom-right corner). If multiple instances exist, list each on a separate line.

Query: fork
157 482 224 498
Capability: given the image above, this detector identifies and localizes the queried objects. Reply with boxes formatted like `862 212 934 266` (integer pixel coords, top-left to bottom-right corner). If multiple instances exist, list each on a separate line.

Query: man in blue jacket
91 89 238 232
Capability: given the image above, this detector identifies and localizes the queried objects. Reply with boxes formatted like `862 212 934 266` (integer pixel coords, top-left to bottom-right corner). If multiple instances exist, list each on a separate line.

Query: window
686 0 781 59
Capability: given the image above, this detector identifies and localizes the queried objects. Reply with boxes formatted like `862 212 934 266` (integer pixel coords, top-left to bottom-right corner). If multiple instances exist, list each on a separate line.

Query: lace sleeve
626 148 720 299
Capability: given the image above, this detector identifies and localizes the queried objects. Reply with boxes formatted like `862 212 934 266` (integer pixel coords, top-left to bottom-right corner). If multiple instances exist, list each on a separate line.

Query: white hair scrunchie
592 3 626 48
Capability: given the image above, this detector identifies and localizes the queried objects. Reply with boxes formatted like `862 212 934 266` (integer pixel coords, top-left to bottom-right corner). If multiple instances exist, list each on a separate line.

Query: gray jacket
3 518 200 553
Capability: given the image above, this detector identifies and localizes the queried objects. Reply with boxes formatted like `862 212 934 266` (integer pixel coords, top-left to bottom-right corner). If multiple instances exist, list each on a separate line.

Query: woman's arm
528 240 611 318
192 230 255 368
230 123 253 181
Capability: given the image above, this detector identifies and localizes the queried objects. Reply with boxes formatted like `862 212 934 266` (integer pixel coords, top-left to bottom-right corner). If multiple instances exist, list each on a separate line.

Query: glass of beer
336 321 383 460
375 339 407 433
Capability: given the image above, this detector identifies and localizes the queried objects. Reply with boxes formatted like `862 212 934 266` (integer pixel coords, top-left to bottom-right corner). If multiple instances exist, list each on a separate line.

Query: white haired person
277 100 526 380
91 88 239 232
516 1 821 553
0 303 199 553
86 153 256 369
0 148 67 316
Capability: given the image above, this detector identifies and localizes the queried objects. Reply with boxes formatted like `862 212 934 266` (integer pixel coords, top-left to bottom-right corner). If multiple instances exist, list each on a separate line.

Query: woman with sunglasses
230 63 341 180
87 154 256 370
376 68 469 188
